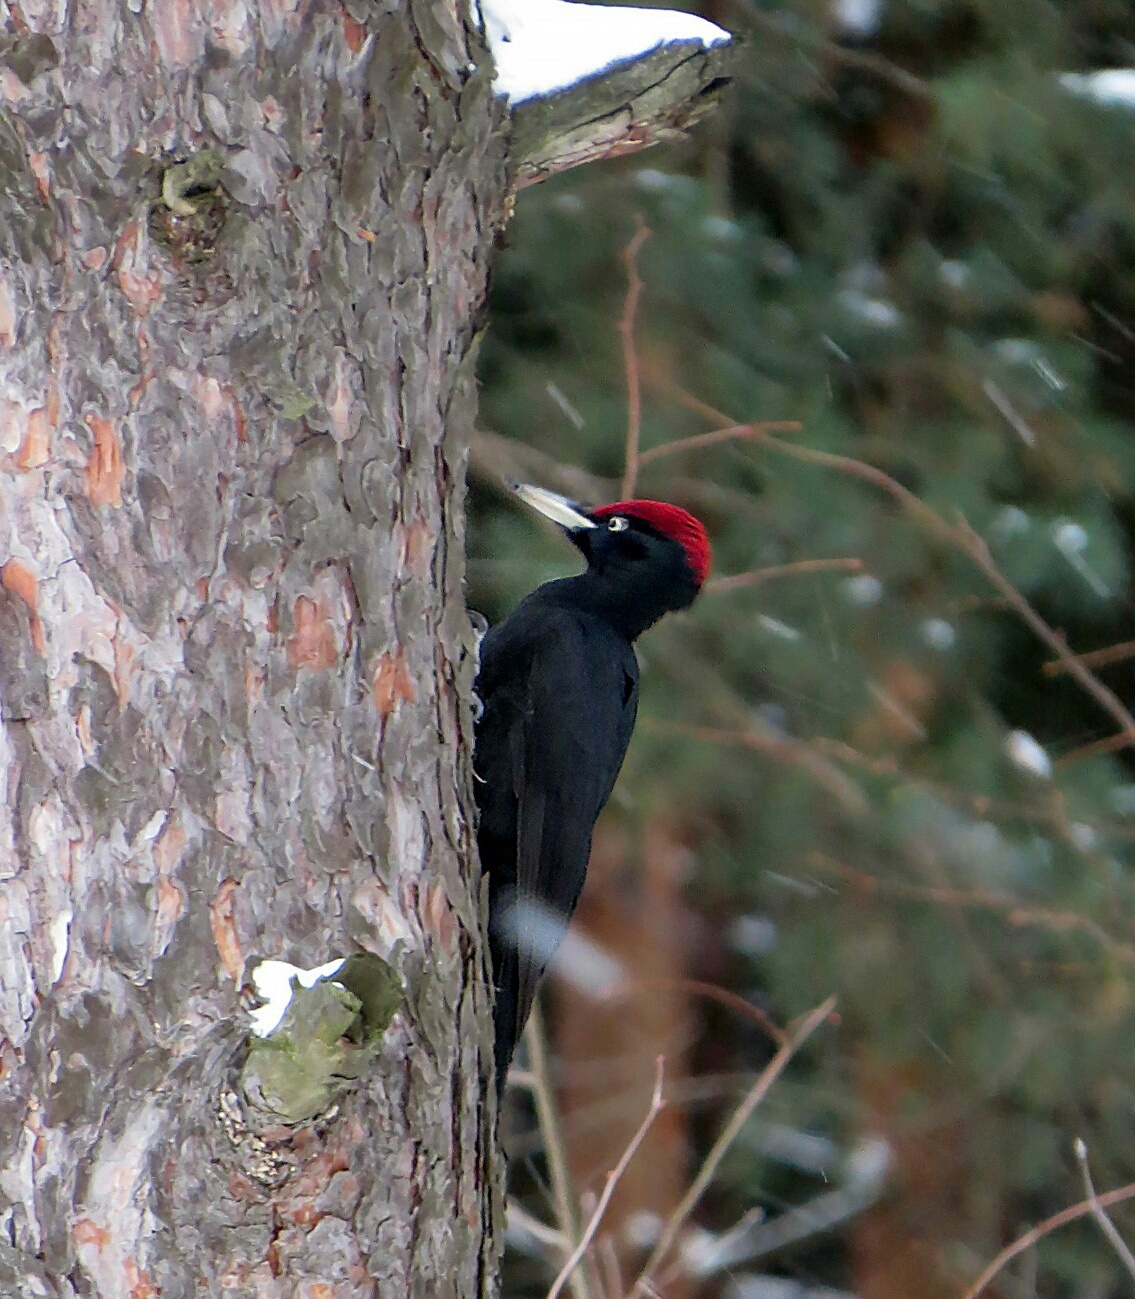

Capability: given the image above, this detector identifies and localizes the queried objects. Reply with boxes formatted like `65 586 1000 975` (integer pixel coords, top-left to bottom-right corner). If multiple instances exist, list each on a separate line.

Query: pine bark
0 2 508 1295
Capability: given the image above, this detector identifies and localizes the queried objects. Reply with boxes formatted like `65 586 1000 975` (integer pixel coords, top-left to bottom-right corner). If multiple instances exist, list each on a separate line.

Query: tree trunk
0 2 508 1294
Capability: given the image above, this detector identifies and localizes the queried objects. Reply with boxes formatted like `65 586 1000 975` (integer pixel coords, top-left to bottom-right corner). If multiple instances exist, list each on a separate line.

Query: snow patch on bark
0 880 35 1045
249 957 347 1036
50 908 72 983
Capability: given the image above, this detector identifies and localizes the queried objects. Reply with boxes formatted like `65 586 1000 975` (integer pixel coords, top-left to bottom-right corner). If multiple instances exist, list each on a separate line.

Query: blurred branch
707 556 863 593
508 1200 570 1254
961 1178 1135 1299
810 852 1135 967
546 1057 666 1299
808 733 1135 844
658 382 1135 757
619 216 650 499
525 1001 593 1299
1057 730 1134 767
649 708 1135 849
1044 638 1135 676
605 977 788 1047
950 514 1135 756
733 0 933 100
628 995 838 1299
636 419 804 470
645 718 868 817
679 1136 891 1277
1074 1138 1135 1284
472 428 614 504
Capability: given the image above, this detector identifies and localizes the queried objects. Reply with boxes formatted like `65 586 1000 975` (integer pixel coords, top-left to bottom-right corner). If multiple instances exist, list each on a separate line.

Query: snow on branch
482 0 729 103
477 0 734 184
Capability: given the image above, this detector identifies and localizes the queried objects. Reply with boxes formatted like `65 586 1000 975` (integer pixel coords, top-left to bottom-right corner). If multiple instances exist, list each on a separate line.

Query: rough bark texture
0 1 508 1295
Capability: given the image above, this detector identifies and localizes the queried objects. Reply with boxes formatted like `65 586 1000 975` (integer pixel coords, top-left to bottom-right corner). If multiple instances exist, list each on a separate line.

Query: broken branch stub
510 38 735 184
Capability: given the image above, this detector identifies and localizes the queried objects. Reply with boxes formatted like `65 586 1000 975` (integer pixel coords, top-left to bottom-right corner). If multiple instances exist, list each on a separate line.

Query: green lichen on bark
150 149 228 261
241 955 402 1122
242 979 362 1123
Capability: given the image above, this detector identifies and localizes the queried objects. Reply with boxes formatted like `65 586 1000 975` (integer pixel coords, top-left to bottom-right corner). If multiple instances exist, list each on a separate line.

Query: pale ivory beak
512 483 597 531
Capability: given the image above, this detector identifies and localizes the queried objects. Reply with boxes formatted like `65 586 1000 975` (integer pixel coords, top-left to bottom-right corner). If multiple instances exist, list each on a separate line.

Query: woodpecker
474 483 711 1090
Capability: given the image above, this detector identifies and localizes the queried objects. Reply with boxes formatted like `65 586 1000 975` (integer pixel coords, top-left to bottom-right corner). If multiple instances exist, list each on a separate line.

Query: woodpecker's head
512 483 711 613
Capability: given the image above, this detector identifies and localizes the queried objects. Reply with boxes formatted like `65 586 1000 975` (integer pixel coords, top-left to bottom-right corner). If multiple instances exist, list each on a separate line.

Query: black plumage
473 485 710 1090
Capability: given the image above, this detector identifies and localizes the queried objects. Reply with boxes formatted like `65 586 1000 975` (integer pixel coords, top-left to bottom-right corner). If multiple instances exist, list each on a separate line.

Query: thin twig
707 557 864 593
655 380 1135 756
1074 1138 1135 1284
636 420 803 469
628 995 837 1299
525 1002 592 1299
1044 638 1135 676
809 852 1135 966
961 1178 1135 1299
508 1200 570 1254
648 714 1135 845
545 1058 666 1299
734 0 933 100
1056 730 1134 767
619 214 650 499
644 718 867 816
602 976 788 1046
950 514 1135 753
597 1235 623 1299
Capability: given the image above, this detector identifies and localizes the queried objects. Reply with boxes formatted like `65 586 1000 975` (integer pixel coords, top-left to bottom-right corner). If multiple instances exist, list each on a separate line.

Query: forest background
472 2 1135 1297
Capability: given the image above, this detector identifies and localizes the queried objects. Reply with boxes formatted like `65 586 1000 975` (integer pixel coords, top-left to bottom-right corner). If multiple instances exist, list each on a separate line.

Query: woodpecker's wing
511 612 638 1041
480 604 638 1061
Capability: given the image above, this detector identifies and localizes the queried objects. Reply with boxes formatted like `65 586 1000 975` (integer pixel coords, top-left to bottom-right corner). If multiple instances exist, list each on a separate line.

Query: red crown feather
591 500 712 586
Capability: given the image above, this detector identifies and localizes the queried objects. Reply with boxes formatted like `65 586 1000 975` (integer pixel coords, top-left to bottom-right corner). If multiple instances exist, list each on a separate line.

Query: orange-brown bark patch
113 631 135 708
28 151 49 203
21 408 50 468
154 815 186 875
72 1219 111 1250
397 515 433 575
372 650 416 716
75 702 94 755
113 221 164 316
422 881 457 952
1 558 44 653
224 385 247 443
13 327 64 469
155 877 185 932
287 596 339 670
84 414 124 508
124 1260 157 1299
342 9 367 52
209 877 243 982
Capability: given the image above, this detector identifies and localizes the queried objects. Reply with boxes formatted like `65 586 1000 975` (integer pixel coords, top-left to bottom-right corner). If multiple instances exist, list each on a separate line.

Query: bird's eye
607 516 629 532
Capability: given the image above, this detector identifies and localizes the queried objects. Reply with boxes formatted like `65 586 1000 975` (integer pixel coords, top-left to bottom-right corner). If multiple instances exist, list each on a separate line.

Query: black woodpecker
473 484 711 1091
